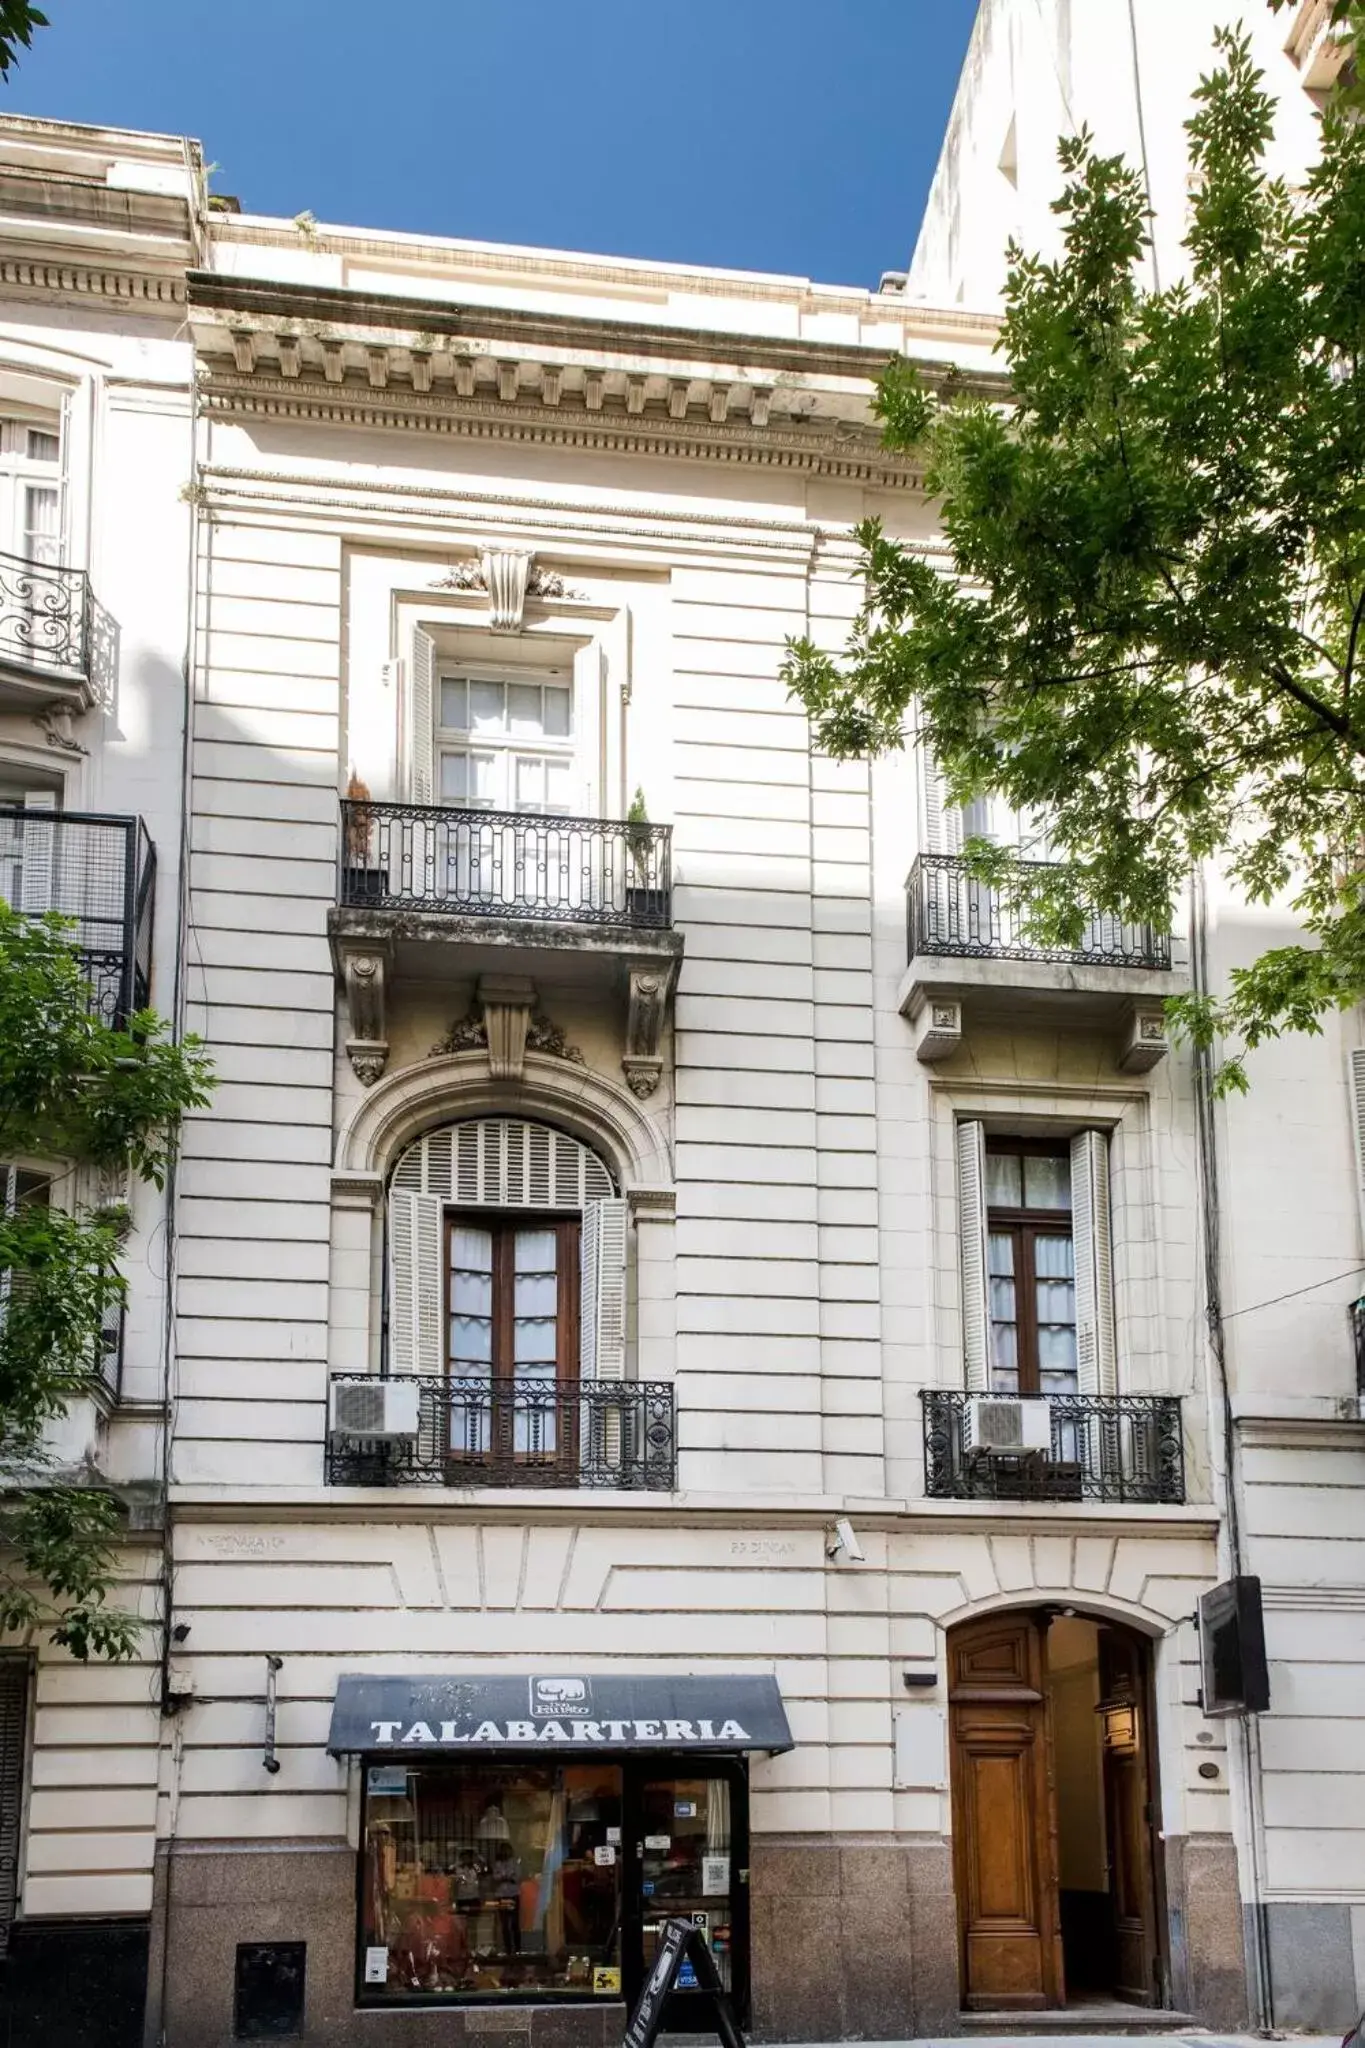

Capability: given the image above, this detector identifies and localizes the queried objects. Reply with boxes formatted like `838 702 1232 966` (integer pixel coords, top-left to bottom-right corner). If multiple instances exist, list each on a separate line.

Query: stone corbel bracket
622 957 679 1098
336 932 393 1085
1118 1002 1169 1073
909 993 963 1064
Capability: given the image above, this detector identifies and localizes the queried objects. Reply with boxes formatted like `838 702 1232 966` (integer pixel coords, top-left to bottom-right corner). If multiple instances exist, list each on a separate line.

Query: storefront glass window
361 1761 623 2000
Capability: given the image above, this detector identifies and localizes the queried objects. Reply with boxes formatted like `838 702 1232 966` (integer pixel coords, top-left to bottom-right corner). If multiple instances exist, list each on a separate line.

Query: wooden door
1097 1629 1159 2006
949 1614 1062 2010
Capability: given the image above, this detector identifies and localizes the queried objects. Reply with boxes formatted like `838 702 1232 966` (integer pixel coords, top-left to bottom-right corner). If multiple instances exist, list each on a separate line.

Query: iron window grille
327 1373 676 1491
1352 1297 1365 1396
0 807 154 1026
0 549 117 707
908 853 1170 970
339 798 672 929
921 1389 1185 1503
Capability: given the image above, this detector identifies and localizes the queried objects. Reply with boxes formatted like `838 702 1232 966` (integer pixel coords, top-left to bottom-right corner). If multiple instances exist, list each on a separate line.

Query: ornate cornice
0 254 187 307
186 269 1000 393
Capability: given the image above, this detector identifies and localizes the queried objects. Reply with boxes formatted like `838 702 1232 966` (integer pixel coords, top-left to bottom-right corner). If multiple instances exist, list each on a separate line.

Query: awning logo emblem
530 1676 592 1717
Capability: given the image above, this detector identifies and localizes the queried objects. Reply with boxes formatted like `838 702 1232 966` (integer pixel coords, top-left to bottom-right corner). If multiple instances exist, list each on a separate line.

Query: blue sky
2 0 978 287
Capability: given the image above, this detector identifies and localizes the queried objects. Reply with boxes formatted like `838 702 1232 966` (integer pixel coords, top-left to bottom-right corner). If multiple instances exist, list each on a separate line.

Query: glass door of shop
623 1761 749 2030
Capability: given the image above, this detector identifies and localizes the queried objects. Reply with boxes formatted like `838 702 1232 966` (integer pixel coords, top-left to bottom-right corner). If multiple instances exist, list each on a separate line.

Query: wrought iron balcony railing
339 799 672 930
921 1390 1185 1503
908 854 1170 970
1352 1298 1365 1396
0 550 117 706
94 1300 124 1403
326 1374 677 1490
0 807 155 1027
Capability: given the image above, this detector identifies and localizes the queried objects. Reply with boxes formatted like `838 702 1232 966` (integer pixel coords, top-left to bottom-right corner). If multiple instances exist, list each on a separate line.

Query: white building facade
909 0 1365 2033
1 70 1352 2042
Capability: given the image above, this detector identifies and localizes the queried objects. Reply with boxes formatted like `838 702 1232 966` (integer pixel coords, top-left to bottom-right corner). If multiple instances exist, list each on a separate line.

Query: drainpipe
1189 861 1273 2027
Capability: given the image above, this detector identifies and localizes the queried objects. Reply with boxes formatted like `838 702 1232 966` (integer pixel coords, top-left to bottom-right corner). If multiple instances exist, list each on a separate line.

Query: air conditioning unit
329 1379 420 1441
968 1395 1053 1454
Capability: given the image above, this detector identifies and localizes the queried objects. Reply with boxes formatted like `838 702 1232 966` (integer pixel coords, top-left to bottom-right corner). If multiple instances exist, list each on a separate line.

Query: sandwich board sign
622 1916 746 2048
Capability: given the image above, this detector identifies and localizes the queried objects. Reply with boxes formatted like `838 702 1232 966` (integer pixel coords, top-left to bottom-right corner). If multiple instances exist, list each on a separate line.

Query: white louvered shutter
920 747 962 855
1349 1051 1365 1245
0 1657 27 1955
1071 1129 1117 1395
393 1119 614 1210
957 1119 990 1391
405 626 436 805
387 1188 443 1376
580 1197 628 1382
18 789 55 917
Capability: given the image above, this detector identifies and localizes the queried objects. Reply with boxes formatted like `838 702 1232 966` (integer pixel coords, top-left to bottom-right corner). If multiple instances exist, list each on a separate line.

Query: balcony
899 854 1185 1066
0 551 118 721
326 1374 677 1490
328 800 684 1094
921 1390 1186 1504
0 807 155 1027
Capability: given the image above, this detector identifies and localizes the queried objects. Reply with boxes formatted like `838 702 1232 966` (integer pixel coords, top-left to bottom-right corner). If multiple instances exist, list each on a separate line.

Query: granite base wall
145 1830 1253 2045
1162 1833 1248 2030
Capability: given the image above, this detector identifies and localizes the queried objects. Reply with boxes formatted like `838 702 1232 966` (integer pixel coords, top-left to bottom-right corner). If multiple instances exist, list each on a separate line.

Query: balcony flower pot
625 884 669 926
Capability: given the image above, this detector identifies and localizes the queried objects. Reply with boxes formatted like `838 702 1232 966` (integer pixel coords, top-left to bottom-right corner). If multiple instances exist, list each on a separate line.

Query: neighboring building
909 0 1365 2033
4 72 1355 2048
0 117 199 2044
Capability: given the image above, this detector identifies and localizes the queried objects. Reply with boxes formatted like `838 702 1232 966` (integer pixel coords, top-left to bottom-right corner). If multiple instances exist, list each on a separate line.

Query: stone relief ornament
429 549 583 624
524 1010 585 1064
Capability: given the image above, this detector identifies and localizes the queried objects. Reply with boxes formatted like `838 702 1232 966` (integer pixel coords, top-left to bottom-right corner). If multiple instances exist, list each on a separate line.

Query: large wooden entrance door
948 1614 1062 2010
1098 1629 1161 2006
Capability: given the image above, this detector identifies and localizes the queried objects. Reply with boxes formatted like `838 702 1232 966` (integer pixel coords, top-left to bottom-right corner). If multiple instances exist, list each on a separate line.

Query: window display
362 1760 622 2000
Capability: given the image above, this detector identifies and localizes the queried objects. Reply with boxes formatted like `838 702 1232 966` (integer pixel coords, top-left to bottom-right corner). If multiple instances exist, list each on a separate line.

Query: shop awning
327 1673 794 1757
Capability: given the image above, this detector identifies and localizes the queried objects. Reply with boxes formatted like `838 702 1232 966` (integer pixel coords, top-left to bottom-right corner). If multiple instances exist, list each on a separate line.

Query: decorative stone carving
911 995 963 1064
337 936 392 1085
623 961 676 1098
33 706 84 752
525 1010 585 1065
1118 1002 1170 1073
429 552 581 620
430 1008 488 1057
430 979 583 1081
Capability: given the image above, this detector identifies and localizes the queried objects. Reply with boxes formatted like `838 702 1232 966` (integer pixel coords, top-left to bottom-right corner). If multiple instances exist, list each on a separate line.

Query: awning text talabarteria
327 1673 794 1757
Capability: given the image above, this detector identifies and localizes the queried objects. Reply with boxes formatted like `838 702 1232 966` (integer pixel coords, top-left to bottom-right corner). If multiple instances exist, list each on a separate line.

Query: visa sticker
674 1800 696 1818
678 1961 698 1990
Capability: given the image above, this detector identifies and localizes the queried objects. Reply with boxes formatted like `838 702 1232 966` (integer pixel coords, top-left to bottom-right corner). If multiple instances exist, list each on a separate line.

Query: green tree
783 16 1365 1090
0 906 211 1658
0 1 46 77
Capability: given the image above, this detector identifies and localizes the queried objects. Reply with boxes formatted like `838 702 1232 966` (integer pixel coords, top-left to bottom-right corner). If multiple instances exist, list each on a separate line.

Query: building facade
0 41 1356 2041
909 0 1365 2032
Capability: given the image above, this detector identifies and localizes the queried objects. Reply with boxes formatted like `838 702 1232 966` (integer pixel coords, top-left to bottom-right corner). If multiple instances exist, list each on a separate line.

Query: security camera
826 1518 865 1563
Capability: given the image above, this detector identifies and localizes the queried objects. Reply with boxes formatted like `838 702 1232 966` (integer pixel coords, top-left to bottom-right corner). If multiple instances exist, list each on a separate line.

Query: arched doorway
947 1609 1165 2013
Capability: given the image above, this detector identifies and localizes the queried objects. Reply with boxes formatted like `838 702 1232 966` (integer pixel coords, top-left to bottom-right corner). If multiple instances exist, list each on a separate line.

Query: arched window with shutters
385 1119 629 1471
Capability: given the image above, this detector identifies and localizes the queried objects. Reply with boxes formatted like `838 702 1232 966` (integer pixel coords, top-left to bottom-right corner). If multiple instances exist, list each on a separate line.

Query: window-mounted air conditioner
329 1379 420 1441
968 1395 1053 1454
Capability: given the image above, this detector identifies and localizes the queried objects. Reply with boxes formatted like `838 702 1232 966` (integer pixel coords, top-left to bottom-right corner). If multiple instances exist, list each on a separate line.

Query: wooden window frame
444 1209 581 1475
985 1140 1074 1398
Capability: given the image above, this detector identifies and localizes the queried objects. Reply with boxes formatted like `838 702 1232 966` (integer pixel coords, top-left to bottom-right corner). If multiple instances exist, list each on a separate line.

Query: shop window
361 1760 623 2000
957 1122 1115 1395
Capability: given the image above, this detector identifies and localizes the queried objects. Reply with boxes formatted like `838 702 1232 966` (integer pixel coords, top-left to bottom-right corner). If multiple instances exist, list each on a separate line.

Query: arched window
385 1119 627 1403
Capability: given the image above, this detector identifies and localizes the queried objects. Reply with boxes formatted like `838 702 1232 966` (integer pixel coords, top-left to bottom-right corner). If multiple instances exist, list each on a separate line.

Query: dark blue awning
327 1673 793 1756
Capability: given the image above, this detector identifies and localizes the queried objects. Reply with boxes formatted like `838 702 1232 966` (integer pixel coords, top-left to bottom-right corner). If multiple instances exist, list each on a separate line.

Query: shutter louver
387 1188 442 1376
580 1197 628 1382
1349 1051 1365 1245
406 627 436 805
0 1659 28 1955
957 1120 990 1391
1071 1129 1117 1395
393 1119 614 1209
